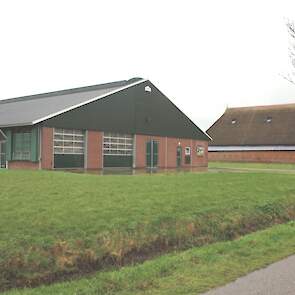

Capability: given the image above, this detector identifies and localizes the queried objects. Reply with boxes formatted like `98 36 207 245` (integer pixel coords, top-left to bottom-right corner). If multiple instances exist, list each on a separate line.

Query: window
184 147 191 164
12 132 31 160
54 129 84 154
196 146 205 156
103 133 133 156
185 147 191 155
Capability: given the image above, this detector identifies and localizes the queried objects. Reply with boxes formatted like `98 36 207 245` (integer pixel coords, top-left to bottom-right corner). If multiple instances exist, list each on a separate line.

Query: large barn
207 103 295 163
0 78 209 170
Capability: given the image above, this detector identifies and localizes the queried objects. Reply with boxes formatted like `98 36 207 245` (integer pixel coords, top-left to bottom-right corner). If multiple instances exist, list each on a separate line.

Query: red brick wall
41 127 53 169
7 128 207 170
8 161 39 169
87 130 103 169
7 127 53 170
192 140 208 167
135 134 208 168
209 150 295 163
135 135 166 168
40 128 103 170
8 127 208 169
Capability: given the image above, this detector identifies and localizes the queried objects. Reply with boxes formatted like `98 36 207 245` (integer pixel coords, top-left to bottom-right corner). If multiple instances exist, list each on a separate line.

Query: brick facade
209 150 295 163
135 134 208 168
41 127 54 169
86 130 103 169
8 161 39 169
7 127 54 170
6 129 208 170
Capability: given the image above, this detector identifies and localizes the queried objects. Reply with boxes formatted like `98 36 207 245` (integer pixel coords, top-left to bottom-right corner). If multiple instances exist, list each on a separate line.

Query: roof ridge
227 102 295 111
0 78 143 105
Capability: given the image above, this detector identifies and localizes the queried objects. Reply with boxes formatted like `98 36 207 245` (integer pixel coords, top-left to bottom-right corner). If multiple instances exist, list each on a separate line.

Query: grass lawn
1 170 295 290
5 222 295 295
209 161 295 170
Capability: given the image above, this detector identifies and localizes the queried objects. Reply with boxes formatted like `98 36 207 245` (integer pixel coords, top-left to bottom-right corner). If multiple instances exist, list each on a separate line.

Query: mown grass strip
5 222 295 295
1 171 295 290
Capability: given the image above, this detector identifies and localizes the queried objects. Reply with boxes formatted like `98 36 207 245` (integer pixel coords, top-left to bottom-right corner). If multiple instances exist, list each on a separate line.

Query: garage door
103 133 133 167
53 128 85 168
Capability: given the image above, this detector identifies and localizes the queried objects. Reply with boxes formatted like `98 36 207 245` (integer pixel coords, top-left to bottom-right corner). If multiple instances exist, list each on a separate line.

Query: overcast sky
1 0 295 131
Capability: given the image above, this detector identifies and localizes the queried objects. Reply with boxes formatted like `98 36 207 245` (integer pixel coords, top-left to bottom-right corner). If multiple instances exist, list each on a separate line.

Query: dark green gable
41 81 209 141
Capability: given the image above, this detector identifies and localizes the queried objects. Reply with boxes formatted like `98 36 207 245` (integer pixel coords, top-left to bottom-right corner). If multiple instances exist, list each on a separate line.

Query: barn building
207 103 295 163
0 78 209 170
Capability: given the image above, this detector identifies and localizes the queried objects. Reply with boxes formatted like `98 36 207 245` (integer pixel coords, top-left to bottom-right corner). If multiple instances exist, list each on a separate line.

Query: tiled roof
207 103 295 146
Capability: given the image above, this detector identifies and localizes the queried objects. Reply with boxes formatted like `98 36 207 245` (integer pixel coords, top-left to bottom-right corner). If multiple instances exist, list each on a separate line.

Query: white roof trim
0 122 33 128
0 128 7 141
205 132 213 141
32 79 147 125
209 145 295 151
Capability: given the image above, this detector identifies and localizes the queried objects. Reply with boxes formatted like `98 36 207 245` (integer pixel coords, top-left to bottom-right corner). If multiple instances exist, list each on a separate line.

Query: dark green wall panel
30 128 39 162
0 141 6 168
54 154 84 168
5 130 12 161
103 155 133 167
42 81 209 141
146 140 158 168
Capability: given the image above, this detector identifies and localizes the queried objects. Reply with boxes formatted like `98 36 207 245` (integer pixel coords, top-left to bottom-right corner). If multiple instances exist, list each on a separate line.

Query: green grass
5 222 295 295
209 161 295 170
1 170 295 289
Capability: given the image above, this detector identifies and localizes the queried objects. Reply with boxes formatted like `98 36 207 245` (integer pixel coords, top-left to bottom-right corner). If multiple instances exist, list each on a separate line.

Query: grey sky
1 0 295 131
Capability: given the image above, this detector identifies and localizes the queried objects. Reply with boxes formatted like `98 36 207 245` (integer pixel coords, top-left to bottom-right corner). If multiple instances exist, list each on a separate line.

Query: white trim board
32 79 147 125
0 129 7 142
209 145 295 151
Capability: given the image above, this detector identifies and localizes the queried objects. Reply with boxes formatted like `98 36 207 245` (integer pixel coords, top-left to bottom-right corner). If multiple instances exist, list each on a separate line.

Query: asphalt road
203 255 295 295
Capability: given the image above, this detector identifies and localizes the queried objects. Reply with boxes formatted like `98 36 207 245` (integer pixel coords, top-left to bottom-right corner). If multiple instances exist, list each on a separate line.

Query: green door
153 140 158 167
146 140 158 168
176 146 182 167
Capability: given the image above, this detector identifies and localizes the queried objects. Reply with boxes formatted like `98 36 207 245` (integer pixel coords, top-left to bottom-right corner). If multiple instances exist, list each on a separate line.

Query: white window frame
103 133 133 156
54 128 85 155
185 146 191 156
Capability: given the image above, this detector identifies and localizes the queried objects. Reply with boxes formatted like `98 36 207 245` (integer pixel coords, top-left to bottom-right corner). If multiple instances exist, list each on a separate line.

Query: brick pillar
41 127 53 169
87 130 103 169
135 134 147 168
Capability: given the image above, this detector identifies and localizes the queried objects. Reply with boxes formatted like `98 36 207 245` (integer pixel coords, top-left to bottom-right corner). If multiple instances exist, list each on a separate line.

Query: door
176 146 182 167
146 140 158 168
103 133 133 168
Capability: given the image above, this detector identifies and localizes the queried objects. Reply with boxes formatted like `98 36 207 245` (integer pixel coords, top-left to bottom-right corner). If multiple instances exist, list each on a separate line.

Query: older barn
0 78 209 170
207 103 295 163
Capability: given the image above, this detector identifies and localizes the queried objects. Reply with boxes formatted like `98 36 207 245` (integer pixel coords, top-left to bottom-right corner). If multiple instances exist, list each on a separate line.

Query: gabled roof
0 78 145 127
207 103 295 146
41 80 210 141
0 78 210 141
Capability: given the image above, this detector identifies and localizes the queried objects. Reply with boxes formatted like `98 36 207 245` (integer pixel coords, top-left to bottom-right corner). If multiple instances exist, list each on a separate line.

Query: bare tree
283 20 295 85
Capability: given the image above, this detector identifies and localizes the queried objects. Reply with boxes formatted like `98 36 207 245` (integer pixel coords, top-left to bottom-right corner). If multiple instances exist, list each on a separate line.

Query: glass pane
54 147 63 154
54 129 84 155
12 132 31 160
